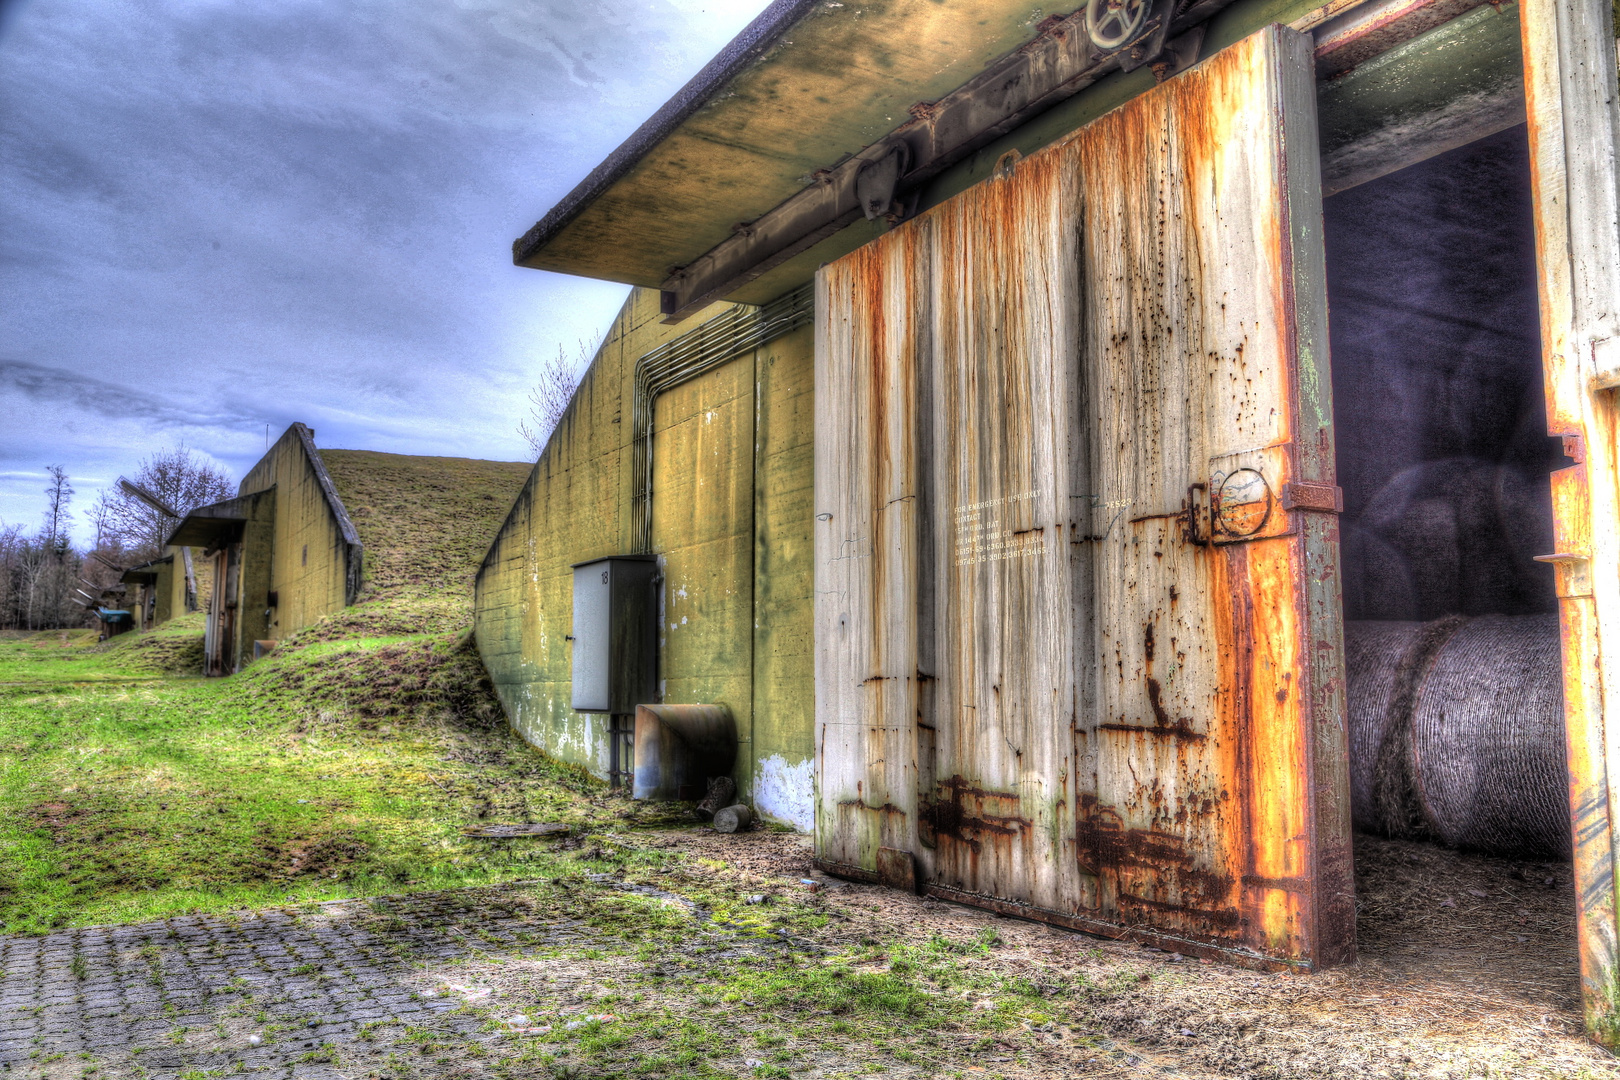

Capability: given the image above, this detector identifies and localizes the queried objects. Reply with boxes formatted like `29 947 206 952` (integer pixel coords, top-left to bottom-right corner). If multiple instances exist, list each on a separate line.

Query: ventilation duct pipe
632 704 737 802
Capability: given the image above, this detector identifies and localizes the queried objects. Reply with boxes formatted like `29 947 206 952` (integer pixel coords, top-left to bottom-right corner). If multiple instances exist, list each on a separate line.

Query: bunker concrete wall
152 558 177 626
475 288 817 829
239 425 357 641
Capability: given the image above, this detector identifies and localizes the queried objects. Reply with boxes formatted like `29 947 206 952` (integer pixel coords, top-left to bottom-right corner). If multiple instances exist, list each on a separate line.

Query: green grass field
0 601 1068 1078
0 452 586 932
0 451 1087 1079
0 616 634 932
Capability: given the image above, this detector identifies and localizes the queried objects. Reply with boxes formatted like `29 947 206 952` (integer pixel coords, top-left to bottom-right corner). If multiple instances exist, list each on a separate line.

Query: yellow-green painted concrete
475 289 818 828
238 424 360 645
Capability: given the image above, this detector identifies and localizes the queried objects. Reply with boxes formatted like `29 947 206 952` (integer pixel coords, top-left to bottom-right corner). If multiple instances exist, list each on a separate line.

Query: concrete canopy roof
513 0 1063 292
119 558 169 585
166 493 262 549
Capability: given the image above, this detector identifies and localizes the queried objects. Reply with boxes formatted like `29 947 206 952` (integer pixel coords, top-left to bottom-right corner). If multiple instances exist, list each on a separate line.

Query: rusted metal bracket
876 847 918 893
1152 26 1208 82
1280 481 1344 513
1184 483 1212 544
659 0 1180 321
1533 551 1594 598
856 145 911 221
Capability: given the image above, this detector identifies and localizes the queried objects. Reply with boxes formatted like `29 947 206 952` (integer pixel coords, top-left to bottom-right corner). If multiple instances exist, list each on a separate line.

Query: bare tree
0 523 26 629
517 336 597 458
94 446 234 561
0 507 84 632
43 465 72 550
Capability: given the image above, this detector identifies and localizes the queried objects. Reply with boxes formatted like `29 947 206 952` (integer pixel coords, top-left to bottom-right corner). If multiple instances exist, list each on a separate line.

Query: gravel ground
0 829 1610 1080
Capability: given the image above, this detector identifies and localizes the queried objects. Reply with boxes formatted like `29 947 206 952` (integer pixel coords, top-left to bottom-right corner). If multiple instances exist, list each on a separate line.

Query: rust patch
835 798 908 823
923 776 1029 853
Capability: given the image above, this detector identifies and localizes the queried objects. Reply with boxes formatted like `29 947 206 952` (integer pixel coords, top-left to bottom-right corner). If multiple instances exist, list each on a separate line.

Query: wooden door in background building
207 545 238 677
815 24 1354 968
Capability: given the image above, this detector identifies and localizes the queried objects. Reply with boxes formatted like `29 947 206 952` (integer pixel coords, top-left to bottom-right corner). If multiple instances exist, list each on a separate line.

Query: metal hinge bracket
1280 481 1344 514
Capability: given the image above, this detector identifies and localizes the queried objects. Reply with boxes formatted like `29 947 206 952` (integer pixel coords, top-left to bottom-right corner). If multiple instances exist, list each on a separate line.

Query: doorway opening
1323 124 1577 1005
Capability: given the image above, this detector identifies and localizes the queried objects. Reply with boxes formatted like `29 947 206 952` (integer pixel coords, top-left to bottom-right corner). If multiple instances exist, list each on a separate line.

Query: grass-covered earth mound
0 449 564 932
324 449 530 597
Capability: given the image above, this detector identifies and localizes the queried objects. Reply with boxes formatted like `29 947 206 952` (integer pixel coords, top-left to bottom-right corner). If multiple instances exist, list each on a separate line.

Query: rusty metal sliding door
814 225 931 883
1519 0 1620 1043
814 24 1352 968
1070 23 1351 969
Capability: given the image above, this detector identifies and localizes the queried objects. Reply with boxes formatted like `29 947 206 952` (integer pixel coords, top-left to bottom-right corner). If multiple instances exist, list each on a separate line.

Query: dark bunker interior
1322 124 1575 974
1326 125 1561 626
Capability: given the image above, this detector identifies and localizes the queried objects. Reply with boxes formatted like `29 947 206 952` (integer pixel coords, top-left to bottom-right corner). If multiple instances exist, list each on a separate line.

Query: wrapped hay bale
1345 614 1569 858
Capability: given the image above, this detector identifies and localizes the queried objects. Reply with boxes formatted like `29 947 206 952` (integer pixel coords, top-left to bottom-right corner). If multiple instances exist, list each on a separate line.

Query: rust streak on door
1520 0 1620 1042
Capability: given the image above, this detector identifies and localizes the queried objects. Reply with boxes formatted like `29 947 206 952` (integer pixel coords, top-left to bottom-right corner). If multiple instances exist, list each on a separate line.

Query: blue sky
0 0 769 542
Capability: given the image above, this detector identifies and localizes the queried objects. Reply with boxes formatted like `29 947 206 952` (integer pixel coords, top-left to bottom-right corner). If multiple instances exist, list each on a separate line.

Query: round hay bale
1344 619 1427 832
1410 613 1568 858
1344 615 1569 859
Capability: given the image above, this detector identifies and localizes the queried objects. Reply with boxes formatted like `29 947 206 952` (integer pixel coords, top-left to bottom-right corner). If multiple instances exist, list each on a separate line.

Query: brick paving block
0 883 629 1078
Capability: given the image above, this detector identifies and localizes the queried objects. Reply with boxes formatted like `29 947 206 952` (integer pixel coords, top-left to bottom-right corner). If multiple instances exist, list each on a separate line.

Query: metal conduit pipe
1345 614 1570 858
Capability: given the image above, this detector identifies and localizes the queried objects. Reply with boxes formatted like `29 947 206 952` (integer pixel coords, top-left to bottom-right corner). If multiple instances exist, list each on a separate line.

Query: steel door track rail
657 0 1496 324
654 0 1216 322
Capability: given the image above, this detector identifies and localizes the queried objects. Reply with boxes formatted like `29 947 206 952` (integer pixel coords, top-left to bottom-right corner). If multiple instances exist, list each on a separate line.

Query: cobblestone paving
0 885 580 1080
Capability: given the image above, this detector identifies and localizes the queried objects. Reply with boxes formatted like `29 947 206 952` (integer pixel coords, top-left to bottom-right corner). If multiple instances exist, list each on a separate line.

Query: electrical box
570 556 658 713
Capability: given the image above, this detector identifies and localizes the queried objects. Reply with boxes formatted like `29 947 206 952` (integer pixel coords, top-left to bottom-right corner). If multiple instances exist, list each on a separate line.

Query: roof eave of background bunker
511 0 1114 291
164 491 266 549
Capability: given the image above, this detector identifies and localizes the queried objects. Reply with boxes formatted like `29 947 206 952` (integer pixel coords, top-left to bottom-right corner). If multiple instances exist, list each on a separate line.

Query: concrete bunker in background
167 423 362 676
118 553 186 632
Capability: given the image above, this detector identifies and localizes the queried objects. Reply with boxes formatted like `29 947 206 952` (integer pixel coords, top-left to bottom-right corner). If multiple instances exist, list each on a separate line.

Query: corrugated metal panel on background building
815 25 1354 969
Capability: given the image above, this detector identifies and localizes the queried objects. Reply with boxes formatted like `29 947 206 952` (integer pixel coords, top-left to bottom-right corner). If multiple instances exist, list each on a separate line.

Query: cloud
0 0 773 543
0 359 260 430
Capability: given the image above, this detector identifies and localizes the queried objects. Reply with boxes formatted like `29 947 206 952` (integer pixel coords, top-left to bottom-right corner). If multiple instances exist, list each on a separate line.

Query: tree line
0 448 233 631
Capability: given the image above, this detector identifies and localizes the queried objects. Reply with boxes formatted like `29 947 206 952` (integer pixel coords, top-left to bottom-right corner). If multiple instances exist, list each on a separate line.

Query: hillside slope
322 449 532 601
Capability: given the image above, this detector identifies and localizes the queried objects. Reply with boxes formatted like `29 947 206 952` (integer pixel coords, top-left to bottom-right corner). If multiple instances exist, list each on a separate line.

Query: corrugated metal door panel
1519 0 1620 1042
921 142 1087 916
814 230 928 874
814 24 1353 968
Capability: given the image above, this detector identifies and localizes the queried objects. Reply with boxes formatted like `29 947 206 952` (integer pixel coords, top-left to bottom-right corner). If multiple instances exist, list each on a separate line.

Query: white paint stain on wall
753 754 813 832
